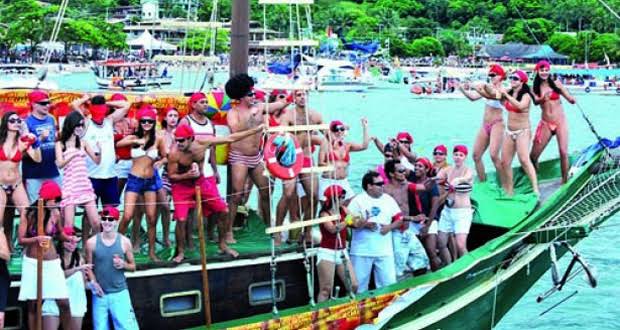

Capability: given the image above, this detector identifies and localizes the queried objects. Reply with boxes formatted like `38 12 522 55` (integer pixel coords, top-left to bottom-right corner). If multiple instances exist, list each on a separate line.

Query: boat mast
230 0 250 76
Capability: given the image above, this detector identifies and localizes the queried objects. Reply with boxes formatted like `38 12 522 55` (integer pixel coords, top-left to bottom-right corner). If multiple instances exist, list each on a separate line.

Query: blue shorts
125 172 162 194
90 177 120 207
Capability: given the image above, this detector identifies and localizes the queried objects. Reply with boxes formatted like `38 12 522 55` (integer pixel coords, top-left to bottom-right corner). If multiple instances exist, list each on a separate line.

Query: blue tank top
93 233 127 294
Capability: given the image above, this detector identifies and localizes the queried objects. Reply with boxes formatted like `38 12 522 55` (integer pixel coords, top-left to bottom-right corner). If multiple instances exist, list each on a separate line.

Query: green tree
181 29 230 54
410 36 445 57
502 18 557 44
438 29 472 56
0 0 57 61
589 33 620 63
546 33 577 57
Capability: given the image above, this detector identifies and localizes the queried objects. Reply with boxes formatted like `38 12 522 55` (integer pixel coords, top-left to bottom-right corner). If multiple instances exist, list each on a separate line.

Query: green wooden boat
207 143 620 330
4 143 618 330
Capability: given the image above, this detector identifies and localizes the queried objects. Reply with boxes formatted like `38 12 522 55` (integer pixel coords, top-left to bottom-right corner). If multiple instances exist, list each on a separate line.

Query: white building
141 0 160 21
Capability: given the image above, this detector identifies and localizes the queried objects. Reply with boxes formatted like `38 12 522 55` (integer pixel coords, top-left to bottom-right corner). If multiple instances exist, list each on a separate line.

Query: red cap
39 180 62 200
136 104 157 120
433 144 447 154
514 70 528 83
100 205 120 220
53 102 71 117
329 120 345 132
535 60 551 72
453 144 468 156
28 90 49 105
396 132 413 144
174 124 195 138
416 157 433 170
89 104 109 123
270 89 287 97
189 92 206 105
110 93 128 101
323 184 346 203
489 64 506 80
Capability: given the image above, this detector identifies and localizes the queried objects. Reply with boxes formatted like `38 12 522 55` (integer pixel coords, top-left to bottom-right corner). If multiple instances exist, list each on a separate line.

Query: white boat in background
309 58 374 92
91 60 172 91
0 64 58 90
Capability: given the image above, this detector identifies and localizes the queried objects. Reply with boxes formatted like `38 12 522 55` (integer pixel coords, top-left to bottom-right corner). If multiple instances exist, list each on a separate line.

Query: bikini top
504 100 521 113
486 99 502 109
0 146 22 163
328 144 350 162
268 114 280 127
444 181 473 193
27 222 58 238
549 91 560 101
131 147 158 160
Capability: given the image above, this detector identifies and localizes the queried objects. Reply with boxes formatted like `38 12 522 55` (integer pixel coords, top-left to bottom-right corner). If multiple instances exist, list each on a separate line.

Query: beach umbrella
205 90 231 125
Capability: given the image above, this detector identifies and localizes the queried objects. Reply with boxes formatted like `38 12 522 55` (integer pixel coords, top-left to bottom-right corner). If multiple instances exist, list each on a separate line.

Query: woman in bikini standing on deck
530 60 576 184
0 110 41 230
319 119 370 202
459 65 506 181
499 70 539 196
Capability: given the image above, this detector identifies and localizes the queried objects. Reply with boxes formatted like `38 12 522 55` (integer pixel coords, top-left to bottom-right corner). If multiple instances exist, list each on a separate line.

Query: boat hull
3 254 313 329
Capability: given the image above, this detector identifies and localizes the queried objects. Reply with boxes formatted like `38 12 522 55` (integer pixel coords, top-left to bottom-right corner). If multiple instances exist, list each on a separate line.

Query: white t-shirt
84 118 117 179
348 192 401 257
186 115 215 177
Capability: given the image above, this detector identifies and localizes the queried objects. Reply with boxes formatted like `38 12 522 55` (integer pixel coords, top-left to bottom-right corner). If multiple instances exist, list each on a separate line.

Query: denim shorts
125 172 162 194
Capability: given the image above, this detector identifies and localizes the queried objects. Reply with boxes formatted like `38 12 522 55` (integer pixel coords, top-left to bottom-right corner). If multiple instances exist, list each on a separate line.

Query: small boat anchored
90 59 173 91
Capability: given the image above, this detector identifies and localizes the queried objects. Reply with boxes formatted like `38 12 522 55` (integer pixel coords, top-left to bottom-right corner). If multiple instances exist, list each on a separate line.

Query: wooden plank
195 186 212 327
259 39 319 47
258 82 313 91
259 0 314 4
300 165 334 174
266 124 328 133
266 215 340 234
262 165 334 177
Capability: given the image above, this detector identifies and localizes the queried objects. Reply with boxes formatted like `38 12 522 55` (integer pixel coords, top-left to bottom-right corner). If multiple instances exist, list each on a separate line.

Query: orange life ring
264 133 304 180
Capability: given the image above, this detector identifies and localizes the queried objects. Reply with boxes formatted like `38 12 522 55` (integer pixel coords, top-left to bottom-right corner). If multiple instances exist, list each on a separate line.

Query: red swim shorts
171 176 228 221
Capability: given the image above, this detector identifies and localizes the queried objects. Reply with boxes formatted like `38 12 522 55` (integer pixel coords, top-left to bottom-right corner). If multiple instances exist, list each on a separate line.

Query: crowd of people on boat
0 59 577 327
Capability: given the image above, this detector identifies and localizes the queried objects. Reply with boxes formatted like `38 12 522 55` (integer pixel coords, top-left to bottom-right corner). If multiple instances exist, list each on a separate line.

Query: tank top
93 233 127 294
319 208 348 250
83 119 116 178
187 115 215 177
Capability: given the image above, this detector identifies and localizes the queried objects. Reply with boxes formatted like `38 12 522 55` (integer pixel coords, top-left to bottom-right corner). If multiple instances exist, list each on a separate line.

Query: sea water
51 69 620 329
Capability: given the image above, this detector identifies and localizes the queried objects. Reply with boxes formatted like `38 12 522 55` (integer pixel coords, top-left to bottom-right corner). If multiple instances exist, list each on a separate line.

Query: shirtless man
167 123 265 261
225 74 289 243
280 89 323 243
383 159 434 276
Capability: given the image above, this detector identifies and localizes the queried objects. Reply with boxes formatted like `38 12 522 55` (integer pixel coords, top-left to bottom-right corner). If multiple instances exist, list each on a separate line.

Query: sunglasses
101 216 116 222
140 119 155 124
246 91 256 98
332 126 346 133
371 181 385 187
175 138 187 143
36 101 51 106
433 152 445 156
75 122 85 128
488 74 497 78
277 94 287 99
8 118 22 124
398 140 411 144
396 168 407 174
510 76 521 81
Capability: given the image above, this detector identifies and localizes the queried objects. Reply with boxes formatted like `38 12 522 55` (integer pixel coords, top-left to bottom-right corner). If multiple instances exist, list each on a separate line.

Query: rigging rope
43 0 70 65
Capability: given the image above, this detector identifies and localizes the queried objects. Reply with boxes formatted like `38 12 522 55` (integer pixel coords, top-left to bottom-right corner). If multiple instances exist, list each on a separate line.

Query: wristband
63 226 75 236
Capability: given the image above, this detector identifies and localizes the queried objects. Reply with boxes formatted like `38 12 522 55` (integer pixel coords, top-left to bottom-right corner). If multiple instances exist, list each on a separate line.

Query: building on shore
477 43 569 65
